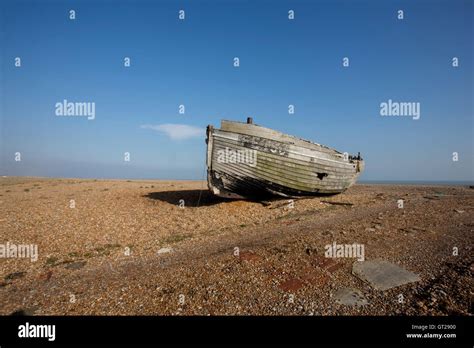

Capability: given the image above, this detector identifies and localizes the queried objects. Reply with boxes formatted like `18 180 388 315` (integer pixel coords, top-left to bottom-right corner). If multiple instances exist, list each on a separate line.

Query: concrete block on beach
334 288 368 306
352 259 421 291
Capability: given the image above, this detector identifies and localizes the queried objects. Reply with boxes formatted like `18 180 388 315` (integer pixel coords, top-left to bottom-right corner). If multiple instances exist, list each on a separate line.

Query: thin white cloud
141 124 204 140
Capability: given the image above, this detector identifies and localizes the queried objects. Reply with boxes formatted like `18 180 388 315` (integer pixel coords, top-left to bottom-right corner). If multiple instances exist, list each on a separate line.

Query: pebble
157 247 173 255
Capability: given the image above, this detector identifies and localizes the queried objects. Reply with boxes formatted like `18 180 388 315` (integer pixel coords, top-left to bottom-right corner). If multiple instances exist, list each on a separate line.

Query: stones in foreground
352 259 421 291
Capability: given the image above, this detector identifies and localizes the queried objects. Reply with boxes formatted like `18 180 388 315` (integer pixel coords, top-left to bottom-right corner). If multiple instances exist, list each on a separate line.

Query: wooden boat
206 118 364 199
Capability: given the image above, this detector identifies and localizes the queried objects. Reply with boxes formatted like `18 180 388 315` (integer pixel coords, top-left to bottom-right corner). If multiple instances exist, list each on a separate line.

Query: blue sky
1 0 472 181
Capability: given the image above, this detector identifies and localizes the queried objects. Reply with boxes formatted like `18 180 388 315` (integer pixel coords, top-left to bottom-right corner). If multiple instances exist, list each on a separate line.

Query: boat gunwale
220 119 352 157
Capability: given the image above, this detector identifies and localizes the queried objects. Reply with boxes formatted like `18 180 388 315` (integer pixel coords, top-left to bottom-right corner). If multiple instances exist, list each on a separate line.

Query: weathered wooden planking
210 161 357 194
212 138 357 174
212 160 354 190
211 168 349 195
209 145 359 193
211 153 356 187
213 130 355 169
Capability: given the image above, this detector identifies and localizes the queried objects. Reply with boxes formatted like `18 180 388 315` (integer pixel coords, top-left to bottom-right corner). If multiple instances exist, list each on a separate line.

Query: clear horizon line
1 175 473 185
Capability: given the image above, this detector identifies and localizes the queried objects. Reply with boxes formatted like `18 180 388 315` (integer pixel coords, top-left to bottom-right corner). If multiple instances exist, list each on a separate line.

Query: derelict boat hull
206 119 364 199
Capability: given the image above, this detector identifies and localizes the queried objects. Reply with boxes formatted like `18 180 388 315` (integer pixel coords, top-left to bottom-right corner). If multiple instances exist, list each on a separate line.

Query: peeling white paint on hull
206 119 364 199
